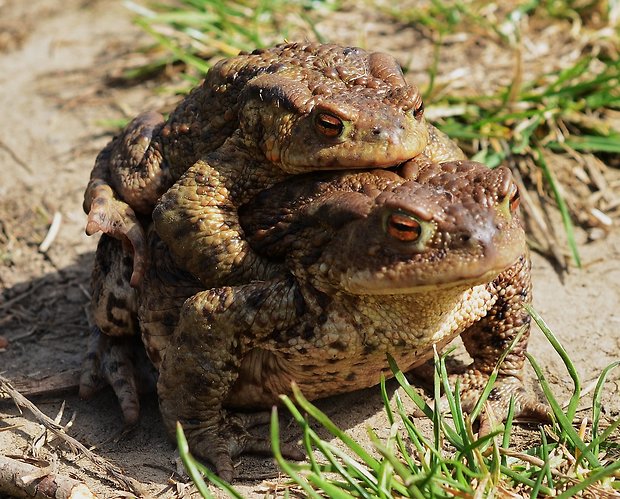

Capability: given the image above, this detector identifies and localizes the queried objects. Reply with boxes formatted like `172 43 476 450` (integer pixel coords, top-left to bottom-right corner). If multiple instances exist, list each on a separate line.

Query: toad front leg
458 254 550 432
84 111 171 286
153 136 286 288
158 276 305 481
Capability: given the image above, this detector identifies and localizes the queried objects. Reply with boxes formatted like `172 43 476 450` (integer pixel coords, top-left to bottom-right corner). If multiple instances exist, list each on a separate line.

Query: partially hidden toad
81 157 548 481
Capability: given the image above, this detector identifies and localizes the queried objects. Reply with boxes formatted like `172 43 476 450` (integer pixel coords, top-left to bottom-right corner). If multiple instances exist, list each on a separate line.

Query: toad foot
181 412 304 482
85 184 146 287
454 370 551 435
79 326 155 425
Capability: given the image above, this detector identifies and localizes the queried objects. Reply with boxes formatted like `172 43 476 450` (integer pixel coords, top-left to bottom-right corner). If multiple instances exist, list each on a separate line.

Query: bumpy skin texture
151 130 465 287
81 159 547 480
83 42 465 285
154 159 547 480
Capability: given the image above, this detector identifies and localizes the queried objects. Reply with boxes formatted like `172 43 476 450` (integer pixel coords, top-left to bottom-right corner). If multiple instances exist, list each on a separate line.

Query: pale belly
226 283 495 409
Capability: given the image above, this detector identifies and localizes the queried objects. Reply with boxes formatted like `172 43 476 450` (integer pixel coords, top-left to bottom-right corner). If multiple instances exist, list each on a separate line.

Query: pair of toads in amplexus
80 42 549 481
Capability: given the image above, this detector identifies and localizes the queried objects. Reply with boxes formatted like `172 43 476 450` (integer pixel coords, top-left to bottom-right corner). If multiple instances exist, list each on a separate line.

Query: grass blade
591 360 620 453
290 383 382 473
526 352 599 468
270 407 324 499
500 396 516 467
176 423 216 499
555 460 620 499
533 147 581 267
176 422 247 499
526 304 581 422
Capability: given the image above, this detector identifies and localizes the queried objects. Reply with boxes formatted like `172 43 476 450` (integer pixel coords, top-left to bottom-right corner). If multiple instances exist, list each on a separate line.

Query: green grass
121 0 334 83
177 309 620 497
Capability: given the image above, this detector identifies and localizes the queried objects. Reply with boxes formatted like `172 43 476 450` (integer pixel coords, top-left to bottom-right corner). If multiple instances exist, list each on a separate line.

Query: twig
6 369 81 398
38 212 62 253
9 325 38 343
0 375 147 496
0 454 96 499
0 280 45 312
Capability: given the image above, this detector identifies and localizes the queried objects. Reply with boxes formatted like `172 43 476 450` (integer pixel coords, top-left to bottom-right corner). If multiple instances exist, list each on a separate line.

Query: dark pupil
392 220 417 232
318 114 342 132
414 102 424 118
388 214 421 241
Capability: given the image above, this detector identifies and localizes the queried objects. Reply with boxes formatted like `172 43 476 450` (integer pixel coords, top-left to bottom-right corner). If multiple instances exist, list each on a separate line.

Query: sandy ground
0 0 618 497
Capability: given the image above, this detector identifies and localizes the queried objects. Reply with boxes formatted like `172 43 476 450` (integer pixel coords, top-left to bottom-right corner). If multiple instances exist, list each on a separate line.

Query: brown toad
82 158 547 481
83 42 464 286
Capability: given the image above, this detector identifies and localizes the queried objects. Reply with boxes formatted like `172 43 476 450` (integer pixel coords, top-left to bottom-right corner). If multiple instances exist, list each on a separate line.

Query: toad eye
315 112 344 138
498 181 521 219
386 212 422 241
508 184 520 213
411 102 424 120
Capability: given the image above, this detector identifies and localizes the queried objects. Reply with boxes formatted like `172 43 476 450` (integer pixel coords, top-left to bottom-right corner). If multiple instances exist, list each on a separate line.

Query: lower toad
81 158 548 481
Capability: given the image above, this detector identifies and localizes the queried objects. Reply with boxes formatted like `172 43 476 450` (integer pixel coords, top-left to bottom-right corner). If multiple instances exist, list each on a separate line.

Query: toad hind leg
79 235 154 424
458 254 550 433
79 326 148 425
158 277 305 482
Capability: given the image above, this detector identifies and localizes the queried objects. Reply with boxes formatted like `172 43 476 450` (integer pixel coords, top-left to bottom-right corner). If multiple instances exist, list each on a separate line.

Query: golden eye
412 102 424 120
508 184 520 213
387 212 422 241
315 112 344 138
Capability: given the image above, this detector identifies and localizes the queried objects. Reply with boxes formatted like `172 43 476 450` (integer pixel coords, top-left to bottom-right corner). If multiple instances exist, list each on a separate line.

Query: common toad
83 42 464 286
155 159 548 480
82 158 547 481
